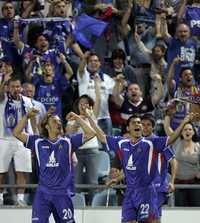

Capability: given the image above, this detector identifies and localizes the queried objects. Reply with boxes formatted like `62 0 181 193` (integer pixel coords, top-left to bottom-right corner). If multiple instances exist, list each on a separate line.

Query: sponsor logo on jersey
46 151 59 167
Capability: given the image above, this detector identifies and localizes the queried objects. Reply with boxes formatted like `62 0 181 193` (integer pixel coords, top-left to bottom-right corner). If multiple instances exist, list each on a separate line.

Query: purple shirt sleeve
25 135 41 150
106 135 124 153
69 133 84 150
162 146 175 162
149 136 169 153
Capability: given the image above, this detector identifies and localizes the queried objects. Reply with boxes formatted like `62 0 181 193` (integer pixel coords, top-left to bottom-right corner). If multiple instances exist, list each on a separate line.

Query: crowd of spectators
0 0 200 207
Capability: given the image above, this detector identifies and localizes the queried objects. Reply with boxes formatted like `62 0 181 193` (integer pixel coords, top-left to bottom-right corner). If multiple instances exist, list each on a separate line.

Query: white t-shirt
77 68 115 119
31 98 47 123
0 95 33 140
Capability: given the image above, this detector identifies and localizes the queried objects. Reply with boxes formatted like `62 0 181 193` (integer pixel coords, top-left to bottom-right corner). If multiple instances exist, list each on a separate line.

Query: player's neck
130 136 142 144
48 132 59 141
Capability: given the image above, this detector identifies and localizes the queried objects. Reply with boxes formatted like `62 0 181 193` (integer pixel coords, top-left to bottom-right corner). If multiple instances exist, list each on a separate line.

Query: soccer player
142 115 177 223
108 114 177 223
86 109 194 223
13 108 96 223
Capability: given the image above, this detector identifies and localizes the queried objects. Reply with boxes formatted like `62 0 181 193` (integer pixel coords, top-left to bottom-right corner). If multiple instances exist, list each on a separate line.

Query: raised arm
93 74 101 118
13 22 24 51
59 53 74 80
77 51 90 79
134 31 152 57
112 74 125 107
85 108 107 144
164 112 196 145
177 0 187 23
121 0 134 36
66 112 96 143
160 14 171 41
0 73 11 102
13 108 39 143
21 0 37 18
151 74 164 106
167 56 181 96
168 158 177 192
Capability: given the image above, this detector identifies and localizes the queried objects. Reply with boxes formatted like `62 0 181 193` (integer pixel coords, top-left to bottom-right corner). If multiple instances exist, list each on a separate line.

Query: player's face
35 36 49 52
127 84 142 103
177 24 190 42
181 70 193 87
87 55 101 74
2 3 15 19
54 2 67 17
181 123 195 141
47 116 62 135
128 117 143 139
8 80 22 100
141 119 153 137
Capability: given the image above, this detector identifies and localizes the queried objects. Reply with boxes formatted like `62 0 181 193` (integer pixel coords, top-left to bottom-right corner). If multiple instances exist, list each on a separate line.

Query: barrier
0 207 200 223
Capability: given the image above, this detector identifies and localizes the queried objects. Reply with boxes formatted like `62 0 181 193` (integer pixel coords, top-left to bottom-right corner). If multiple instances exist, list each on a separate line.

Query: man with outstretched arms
13 108 96 223
86 109 194 223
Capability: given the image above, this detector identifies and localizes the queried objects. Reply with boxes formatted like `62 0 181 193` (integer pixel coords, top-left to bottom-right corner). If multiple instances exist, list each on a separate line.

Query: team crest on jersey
58 144 63 150
126 154 136 170
46 151 59 167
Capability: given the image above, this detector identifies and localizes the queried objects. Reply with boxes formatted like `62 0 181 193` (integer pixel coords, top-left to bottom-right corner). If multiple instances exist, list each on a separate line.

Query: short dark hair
2 1 13 12
7 76 21 85
141 113 155 128
179 67 193 78
111 48 126 62
152 44 166 54
127 114 141 126
87 52 100 63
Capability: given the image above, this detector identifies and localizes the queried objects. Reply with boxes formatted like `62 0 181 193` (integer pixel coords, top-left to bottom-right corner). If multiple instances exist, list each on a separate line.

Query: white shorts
0 139 32 173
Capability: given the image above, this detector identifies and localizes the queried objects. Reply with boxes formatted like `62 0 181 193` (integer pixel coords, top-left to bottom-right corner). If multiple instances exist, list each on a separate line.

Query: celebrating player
13 108 96 223
86 109 194 223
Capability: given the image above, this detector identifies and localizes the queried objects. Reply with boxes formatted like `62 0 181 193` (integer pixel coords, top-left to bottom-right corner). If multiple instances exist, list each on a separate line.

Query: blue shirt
25 134 83 195
185 6 200 36
167 38 197 86
0 18 13 40
20 44 65 80
33 75 69 118
106 136 169 188
153 146 175 193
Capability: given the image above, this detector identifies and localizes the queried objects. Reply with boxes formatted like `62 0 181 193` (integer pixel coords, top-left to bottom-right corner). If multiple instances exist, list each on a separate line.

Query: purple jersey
106 136 169 188
19 44 65 80
154 146 175 192
33 75 69 118
25 134 83 195
167 38 197 86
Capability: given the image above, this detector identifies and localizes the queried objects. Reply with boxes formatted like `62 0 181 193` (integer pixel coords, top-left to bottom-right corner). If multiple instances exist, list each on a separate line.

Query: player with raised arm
85 108 195 223
13 108 96 223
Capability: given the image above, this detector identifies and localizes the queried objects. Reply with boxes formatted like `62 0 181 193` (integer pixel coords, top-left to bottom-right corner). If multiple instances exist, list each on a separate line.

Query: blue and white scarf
4 95 27 134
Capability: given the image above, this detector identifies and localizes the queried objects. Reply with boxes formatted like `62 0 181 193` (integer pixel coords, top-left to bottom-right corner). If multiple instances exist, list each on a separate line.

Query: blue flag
73 14 108 48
